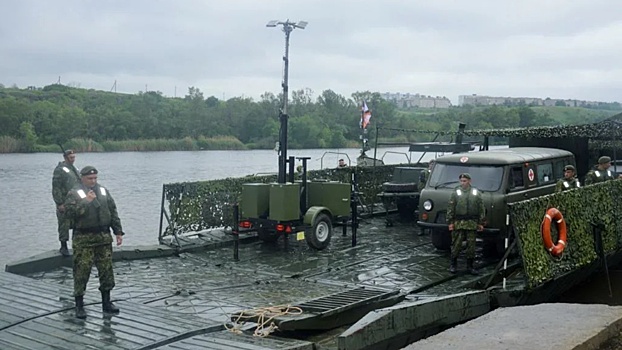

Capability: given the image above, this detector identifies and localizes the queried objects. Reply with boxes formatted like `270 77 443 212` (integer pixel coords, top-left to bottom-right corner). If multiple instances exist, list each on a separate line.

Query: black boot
467 259 479 275
101 291 120 314
59 241 70 257
449 258 458 274
75 296 86 319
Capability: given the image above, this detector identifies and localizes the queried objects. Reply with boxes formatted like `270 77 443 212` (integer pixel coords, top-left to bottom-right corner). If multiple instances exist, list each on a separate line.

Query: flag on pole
361 100 371 129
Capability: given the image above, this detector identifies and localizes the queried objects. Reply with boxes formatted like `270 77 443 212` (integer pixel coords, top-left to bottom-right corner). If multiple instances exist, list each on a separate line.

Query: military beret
63 149 75 157
598 156 612 164
564 165 576 171
458 173 471 179
80 165 98 176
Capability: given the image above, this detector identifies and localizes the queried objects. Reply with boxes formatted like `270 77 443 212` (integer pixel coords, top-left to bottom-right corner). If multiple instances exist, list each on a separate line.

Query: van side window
510 167 524 188
537 163 553 184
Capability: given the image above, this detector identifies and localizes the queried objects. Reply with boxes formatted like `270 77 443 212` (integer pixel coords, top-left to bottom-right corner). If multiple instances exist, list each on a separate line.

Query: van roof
435 147 574 165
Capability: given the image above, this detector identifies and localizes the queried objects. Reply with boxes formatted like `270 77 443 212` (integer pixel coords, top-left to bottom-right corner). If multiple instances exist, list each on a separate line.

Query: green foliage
511 180 622 289
1 85 617 153
18 122 38 152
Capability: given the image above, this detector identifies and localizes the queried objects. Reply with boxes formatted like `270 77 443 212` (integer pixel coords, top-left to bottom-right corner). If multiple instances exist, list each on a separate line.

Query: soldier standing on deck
446 173 485 275
52 149 80 256
585 156 616 185
64 166 124 319
555 165 581 192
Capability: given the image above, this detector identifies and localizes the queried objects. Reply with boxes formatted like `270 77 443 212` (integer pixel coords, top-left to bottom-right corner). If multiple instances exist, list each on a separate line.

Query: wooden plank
35 316 143 349
0 331 45 350
155 331 314 350
7 323 104 350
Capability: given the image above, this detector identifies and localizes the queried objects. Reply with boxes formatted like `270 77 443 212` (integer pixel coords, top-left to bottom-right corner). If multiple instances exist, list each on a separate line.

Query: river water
0 147 428 268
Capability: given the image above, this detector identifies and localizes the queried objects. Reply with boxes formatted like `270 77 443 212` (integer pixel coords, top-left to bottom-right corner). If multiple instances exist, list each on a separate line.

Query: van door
506 165 529 203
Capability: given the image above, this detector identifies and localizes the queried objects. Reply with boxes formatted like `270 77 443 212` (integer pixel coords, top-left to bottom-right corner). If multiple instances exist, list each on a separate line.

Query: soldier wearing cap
52 149 80 256
64 165 124 319
584 156 615 185
446 173 485 275
555 165 581 192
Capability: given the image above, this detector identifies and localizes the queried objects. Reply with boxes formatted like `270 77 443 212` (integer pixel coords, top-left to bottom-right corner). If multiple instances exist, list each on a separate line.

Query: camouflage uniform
447 185 485 260
584 168 614 185
64 181 123 297
555 177 580 192
52 160 80 242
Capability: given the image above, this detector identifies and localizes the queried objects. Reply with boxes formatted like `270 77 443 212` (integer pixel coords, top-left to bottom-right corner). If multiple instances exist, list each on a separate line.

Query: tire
257 228 280 243
382 182 417 193
431 229 451 251
305 213 333 250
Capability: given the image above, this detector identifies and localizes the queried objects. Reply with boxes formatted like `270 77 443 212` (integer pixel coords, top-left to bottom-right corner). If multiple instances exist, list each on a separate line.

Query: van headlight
423 200 433 211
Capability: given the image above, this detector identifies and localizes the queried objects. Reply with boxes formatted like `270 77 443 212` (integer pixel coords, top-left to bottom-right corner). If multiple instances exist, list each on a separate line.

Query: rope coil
226 304 303 337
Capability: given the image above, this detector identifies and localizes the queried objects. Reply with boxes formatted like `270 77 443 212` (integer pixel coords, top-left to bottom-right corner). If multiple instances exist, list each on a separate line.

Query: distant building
458 94 617 108
381 92 452 109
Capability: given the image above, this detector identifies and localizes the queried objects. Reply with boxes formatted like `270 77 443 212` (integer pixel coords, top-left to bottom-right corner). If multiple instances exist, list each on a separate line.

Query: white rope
225 304 304 337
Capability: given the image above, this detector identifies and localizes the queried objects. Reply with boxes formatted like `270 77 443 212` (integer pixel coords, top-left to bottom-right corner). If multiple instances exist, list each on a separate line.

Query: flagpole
360 100 366 153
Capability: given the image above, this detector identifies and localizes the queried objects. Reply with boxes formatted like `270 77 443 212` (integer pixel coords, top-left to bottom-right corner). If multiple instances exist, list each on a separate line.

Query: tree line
0 84 618 153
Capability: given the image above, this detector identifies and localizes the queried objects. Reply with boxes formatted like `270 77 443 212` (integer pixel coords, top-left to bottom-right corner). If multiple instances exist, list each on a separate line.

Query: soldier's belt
454 215 479 220
74 226 110 234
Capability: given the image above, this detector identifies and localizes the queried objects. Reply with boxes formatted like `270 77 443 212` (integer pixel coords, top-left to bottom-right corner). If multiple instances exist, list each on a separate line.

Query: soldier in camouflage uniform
52 149 80 256
64 166 124 319
446 173 485 275
555 165 580 192
584 156 616 185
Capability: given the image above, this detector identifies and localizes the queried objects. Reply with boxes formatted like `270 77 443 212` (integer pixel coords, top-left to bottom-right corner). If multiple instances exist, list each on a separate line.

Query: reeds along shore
0 135 249 153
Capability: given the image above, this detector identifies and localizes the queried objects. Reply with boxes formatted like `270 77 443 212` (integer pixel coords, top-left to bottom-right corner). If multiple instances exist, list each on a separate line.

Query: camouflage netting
511 180 622 289
380 118 622 140
161 165 398 238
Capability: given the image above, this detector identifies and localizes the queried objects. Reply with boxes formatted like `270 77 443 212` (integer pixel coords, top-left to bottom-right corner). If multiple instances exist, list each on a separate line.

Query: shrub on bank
196 135 246 150
0 136 23 153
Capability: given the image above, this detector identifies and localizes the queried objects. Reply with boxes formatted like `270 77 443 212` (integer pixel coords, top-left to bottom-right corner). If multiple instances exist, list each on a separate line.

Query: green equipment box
269 183 301 221
307 181 351 217
240 183 270 218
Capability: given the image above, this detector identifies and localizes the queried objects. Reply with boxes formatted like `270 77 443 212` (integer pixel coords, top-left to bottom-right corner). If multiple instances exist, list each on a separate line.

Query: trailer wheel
257 228 280 243
306 213 332 250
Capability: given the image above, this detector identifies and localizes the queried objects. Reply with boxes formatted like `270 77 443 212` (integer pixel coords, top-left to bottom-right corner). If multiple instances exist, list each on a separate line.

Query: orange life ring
540 208 567 257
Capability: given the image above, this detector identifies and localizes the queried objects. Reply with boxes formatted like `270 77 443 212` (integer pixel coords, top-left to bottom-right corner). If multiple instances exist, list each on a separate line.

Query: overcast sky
2 0 621 104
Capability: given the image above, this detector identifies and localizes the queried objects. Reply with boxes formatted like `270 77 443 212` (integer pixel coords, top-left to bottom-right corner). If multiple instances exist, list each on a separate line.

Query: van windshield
428 164 504 192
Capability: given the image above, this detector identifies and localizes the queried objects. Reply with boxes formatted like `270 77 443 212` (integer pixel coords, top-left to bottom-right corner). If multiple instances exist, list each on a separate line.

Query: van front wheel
431 229 451 251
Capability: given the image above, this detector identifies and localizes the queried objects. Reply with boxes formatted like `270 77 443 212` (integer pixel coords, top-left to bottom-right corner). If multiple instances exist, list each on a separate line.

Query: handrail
319 151 352 169
379 151 411 164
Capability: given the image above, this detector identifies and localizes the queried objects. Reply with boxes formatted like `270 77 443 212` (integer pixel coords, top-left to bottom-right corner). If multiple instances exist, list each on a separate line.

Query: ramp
232 287 405 331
